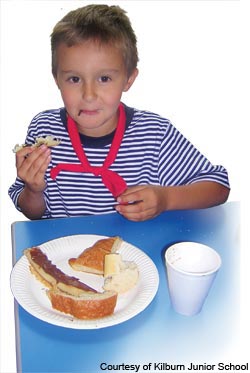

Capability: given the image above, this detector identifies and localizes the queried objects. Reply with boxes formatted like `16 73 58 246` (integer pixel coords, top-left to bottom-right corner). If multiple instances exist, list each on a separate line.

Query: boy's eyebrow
99 69 120 74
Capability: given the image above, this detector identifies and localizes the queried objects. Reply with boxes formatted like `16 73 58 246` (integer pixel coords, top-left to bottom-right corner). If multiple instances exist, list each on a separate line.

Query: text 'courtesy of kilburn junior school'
99 362 249 372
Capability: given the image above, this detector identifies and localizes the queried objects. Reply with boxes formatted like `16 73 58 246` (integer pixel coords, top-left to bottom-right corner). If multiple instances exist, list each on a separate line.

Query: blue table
11 202 240 373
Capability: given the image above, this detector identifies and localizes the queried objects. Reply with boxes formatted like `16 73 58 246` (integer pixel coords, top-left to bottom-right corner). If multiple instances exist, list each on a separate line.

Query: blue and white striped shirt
8 105 230 218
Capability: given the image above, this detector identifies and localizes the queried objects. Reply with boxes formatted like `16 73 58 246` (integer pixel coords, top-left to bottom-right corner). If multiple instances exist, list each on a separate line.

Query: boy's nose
82 82 97 102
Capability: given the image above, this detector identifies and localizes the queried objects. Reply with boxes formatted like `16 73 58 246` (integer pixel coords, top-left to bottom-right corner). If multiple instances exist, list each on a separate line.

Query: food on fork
103 253 139 294
13 135 61 153
24 247 118 319
68 236 123 275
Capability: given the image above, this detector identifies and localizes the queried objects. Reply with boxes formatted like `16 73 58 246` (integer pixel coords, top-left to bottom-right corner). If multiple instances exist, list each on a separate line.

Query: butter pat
104 253 122 277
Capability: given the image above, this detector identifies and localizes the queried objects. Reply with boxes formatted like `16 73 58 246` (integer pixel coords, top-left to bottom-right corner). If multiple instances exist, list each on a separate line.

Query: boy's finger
15 147 34 167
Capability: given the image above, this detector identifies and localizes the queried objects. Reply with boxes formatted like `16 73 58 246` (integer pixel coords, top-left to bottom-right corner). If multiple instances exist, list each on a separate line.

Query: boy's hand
115 182 230 222
16 145 51 193
115 185 167 221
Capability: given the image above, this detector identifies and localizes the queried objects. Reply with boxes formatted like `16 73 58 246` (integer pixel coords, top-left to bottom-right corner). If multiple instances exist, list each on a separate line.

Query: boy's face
55 40 138 137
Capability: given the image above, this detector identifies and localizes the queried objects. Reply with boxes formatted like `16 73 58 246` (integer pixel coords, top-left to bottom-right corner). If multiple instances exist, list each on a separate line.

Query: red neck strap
50 104 127 198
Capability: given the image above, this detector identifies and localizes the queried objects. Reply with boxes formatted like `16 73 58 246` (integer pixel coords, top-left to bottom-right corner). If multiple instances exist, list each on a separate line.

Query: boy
8 4 230 222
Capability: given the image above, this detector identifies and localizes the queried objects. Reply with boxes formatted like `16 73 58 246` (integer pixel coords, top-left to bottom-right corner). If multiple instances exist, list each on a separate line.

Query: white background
0 0 249 372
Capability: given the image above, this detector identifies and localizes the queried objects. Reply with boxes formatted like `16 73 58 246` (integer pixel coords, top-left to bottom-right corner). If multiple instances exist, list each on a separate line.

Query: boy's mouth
78 109 99 116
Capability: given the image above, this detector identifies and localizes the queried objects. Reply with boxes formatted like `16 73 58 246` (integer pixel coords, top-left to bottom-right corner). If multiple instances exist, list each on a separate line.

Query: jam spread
30 247 97 293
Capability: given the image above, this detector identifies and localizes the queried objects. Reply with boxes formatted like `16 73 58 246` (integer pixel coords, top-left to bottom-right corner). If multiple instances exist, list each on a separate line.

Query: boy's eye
99 76 111 83
69 76 80 83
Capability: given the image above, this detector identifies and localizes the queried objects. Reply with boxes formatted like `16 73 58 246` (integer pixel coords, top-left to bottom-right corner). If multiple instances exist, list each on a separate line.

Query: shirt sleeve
8 177 25 212
158 122 230 188
8 177 51 219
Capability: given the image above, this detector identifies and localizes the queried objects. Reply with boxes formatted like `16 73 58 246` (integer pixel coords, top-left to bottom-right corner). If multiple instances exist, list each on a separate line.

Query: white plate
10 235 159 329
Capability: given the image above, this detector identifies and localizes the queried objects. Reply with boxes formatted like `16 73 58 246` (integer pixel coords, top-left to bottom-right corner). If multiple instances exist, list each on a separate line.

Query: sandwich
68 236 123 275
24 247 117 319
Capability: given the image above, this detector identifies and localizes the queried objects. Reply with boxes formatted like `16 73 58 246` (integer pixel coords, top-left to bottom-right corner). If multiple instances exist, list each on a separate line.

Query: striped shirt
8 104 230 218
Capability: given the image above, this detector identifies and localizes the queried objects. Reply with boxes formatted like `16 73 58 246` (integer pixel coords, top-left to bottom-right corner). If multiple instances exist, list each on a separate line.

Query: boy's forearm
165 182 230 211
18 187 46 220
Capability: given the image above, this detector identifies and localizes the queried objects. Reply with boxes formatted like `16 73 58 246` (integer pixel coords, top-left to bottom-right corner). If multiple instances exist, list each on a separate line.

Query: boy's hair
51 4 138 77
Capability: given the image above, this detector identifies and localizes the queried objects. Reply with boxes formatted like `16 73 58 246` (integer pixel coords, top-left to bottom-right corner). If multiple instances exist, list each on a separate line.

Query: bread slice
13 135 61 153
68 236 123 275
24 247 97 297
47 288 118 319
103 253 139 294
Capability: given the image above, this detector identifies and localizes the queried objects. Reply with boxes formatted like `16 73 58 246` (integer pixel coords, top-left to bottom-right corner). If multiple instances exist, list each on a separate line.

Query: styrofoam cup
165 242 221 316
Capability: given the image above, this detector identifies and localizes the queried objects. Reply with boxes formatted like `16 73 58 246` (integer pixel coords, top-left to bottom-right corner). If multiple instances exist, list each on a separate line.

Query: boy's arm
15 145 51 220
161 182 229 210
18 187 46 220
115 182 230 222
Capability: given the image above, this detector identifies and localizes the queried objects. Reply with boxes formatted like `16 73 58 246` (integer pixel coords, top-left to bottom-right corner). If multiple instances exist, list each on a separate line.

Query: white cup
165 242 221 316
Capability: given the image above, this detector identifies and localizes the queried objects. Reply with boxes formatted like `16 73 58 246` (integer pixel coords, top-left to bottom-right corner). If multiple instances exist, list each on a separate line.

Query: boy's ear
123 68 139 92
